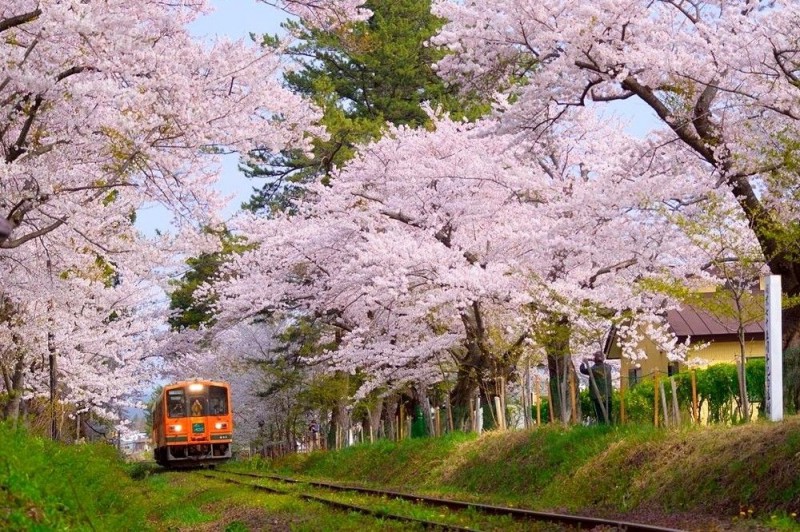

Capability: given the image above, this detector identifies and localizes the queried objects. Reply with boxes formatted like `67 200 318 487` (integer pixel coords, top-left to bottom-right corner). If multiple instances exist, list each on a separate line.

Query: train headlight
214 422 227 430
171 424 183 432
188 383 204 392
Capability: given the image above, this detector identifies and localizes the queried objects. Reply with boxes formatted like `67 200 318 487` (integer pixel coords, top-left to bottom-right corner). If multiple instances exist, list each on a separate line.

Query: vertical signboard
764 275 783 422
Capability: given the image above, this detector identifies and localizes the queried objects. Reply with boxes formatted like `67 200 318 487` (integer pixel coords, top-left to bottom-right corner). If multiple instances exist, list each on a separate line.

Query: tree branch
0 219 65 248
584 258 638 288
0 9 42 33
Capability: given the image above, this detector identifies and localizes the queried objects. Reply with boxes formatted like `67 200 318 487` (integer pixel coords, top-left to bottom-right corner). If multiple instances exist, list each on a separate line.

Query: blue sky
136 1 288 235
135 1 661 235
191 1 288 217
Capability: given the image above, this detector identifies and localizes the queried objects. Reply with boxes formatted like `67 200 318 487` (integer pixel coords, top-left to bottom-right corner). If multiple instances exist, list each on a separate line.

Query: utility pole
48 325 58 440
47 259 59 441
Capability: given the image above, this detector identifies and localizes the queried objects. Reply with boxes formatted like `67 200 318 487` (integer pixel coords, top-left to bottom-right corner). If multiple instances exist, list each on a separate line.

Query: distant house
121 431 152 456
606 291 765 388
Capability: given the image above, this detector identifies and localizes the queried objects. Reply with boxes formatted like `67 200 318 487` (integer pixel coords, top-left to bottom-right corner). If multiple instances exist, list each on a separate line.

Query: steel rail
219 470 686 532
199 471 475 531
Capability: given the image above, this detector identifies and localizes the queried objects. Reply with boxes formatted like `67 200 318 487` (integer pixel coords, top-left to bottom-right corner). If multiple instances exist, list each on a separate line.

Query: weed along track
196 470 477 530
201 469 685 531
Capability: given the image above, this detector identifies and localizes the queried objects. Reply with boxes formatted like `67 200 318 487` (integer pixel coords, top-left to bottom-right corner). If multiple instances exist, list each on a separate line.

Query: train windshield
209 386 228 415
167 389 186 418
167 384 228 417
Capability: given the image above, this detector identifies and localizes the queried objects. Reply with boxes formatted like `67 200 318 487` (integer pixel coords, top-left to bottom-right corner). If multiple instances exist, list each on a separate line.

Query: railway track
202 469 685 531
198 471 476 530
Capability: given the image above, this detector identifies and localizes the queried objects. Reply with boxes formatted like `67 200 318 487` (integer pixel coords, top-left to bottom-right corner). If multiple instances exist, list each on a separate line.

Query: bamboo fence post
691 369 699 424
670 377 681 425
499 376 507 429
659 379 669 427
446 394 454 433
469 398 475 432
535 374 541 425
654 371 660 427
494 396 505 430
569 369 578 424
525 360 532 429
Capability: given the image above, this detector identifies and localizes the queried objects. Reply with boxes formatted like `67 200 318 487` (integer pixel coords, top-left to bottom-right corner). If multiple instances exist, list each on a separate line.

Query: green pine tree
243 0 486 213
168 229 252 330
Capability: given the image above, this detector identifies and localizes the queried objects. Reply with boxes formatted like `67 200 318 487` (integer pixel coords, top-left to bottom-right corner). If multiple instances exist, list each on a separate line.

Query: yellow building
607 297 765 388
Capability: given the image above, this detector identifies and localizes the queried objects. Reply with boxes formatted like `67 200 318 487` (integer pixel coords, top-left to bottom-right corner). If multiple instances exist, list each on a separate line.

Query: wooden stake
499 376 507 429
494 396 504 430
569 369 578 425
535 374 541 426
670 377 681 425
654 372 660 427
691 369 699 424
525 360 532 429
469 398 475 432
659 379 669 427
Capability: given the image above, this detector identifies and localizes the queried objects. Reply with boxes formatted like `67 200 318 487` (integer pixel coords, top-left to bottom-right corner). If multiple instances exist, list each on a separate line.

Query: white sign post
764 275 783 422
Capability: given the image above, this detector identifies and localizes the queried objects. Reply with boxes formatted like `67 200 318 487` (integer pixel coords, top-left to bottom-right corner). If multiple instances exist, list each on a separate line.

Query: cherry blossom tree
213 110 708 424
0 0 359 428
432 0 800 348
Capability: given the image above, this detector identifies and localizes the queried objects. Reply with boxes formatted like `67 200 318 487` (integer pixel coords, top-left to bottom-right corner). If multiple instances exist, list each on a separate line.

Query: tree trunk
541 314 579 423
737 327 750 422
451 300 519 430
383 395 399 441
414 386 435 437
1 352 24 422
327 406 339 450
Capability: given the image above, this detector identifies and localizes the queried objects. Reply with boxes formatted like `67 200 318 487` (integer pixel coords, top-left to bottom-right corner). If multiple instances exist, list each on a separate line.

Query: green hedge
615 359 765 425
530 359 768 426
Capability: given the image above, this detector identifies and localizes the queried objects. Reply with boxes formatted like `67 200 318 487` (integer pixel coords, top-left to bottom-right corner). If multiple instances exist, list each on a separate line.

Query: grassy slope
252 417 800 528
0 424 149 530
5 418 800 530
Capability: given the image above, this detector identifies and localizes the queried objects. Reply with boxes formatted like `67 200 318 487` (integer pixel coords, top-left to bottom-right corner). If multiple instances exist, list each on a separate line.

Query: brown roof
666 302 764 340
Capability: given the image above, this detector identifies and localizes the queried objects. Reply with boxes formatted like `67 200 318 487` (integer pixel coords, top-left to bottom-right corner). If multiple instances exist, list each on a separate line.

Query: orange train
152 379 233 467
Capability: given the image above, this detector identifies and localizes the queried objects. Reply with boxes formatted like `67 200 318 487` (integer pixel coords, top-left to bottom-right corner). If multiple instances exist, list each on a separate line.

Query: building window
628 367 642 387
668 361 681 377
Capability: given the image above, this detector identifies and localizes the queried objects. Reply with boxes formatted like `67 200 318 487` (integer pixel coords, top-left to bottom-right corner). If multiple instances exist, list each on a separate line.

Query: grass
7 417 800 529
232 417 800 529
0 424 149 531
0 422 450 530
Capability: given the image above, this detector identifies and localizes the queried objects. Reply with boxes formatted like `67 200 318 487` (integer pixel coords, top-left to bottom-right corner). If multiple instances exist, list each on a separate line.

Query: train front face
162 381 233 466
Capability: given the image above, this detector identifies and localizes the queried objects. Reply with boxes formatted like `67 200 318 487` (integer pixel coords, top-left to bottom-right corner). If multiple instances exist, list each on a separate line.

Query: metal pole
48 330 58 440
764 275 784 421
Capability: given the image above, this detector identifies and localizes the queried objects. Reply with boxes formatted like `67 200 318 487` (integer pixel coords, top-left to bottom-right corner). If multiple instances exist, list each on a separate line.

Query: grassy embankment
0 424 442 531
0 424 270 531
0 424 150 530
235 417 800 529
5 419 800 530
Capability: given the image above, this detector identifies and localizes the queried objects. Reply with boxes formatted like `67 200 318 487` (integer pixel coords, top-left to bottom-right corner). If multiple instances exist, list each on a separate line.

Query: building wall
618 338 765 389
688 340 765 365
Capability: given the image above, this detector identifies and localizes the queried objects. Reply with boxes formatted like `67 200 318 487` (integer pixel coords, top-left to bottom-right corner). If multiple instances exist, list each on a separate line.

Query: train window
209 386 228 415
189 397 206 416
168 389 186 418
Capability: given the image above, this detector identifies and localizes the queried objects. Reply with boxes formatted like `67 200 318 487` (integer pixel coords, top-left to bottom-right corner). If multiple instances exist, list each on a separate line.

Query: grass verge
232 417 800 529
